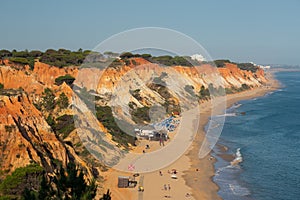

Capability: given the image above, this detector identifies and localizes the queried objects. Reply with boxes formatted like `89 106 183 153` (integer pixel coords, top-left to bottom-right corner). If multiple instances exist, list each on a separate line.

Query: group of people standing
163 184 171 191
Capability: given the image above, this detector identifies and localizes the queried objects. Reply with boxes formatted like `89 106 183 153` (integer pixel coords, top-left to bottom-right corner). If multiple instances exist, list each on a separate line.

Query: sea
211 71 300 200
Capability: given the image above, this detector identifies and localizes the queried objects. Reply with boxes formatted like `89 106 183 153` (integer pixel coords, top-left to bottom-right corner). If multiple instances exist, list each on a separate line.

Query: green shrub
96 106 135 146
28 50 43 57
184 85 195 96
40 48 87 67
241 83 250 90
55 74 75 86
100 189 112 200
57 92 69 109
225 84 251 94
108 59 122 68
22 163 97 200
9 57 29 65
130 89 142 100
198 85 210 100
125 59 131 65
0 49 12 58
55 114 75 139
214 59 231 68
141 54 151 59
0 195 14 200
163 100 181 115
128 101 136 109
131 106 150 124
237 63 259 73
225 87 235 94
46 114 56 131
12 50 29 58
0 83 4 90
41 88 55 111
0 164 43 195
119 52 134 59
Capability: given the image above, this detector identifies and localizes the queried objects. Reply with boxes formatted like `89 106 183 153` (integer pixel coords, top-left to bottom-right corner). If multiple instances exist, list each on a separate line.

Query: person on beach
159 171 163 176
159 134 165 146
159 137 163 146
164 184 167 191
168 184 171 191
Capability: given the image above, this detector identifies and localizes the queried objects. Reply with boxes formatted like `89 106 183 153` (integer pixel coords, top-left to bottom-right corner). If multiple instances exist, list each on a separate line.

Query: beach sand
102 72 279 200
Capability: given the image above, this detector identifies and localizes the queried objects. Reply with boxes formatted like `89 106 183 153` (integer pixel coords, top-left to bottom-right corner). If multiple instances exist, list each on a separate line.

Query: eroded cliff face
0 57 268 178
73 58 267 123
0 57 267 102
74 58 266 97
0 60 77 96
0 60 96 180
0 92 69 173
33 61 78 87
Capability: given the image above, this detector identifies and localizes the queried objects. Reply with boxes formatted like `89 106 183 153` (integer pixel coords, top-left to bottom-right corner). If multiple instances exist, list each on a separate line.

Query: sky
0 0 300 65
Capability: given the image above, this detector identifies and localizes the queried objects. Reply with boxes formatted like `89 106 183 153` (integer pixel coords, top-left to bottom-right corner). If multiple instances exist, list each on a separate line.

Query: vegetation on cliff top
0 49 260 72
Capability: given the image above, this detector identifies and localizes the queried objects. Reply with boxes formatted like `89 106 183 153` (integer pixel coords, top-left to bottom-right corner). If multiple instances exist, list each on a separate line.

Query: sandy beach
102 72 279 200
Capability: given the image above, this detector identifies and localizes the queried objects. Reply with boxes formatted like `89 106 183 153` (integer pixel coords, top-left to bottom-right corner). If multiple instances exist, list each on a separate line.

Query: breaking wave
231 148 243 166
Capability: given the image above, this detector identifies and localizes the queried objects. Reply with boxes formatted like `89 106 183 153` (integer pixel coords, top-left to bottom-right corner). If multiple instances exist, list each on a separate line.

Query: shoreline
184 71 280 200
102 72 280 200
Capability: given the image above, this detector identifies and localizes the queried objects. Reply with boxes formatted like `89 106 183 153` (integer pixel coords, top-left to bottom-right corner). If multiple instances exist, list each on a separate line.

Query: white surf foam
231 103 242 109
216 113 237 117
231 148 243 166
229 183 251 196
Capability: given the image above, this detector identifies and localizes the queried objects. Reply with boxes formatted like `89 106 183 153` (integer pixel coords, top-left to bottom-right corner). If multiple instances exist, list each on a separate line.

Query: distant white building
191 54 206 62
260 65 271 69
250 62 271 69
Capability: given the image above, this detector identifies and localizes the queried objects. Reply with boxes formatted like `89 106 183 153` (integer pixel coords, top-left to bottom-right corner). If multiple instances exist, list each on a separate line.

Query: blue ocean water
213 71 300 200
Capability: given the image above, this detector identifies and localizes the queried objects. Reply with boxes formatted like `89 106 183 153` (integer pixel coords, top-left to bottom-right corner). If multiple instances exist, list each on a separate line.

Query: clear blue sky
1 0 299 65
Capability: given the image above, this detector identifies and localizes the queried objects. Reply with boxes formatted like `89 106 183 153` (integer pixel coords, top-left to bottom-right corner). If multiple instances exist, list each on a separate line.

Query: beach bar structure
135 129 168 141
118 176 137 188
118 176 129 188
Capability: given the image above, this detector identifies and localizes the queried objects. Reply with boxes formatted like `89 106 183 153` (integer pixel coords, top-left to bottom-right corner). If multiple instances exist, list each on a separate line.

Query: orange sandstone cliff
0 57 269 190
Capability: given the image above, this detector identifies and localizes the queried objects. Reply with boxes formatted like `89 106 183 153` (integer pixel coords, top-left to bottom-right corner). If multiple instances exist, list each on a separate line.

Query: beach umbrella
171 174 178 179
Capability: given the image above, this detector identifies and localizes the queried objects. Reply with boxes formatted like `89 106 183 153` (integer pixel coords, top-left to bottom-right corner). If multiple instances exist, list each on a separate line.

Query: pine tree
54 162 97 199
21 188 37 200
100 189 111 200
38 175 50 200
41 88 56 111
57 92 69 110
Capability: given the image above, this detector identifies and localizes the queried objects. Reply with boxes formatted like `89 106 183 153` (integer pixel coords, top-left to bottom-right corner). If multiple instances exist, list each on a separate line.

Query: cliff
0 56 268 196
73 58 267 124
0 91 69 173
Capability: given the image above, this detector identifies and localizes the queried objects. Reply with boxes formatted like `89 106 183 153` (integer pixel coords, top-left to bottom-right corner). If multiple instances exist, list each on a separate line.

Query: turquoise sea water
212 71 300 200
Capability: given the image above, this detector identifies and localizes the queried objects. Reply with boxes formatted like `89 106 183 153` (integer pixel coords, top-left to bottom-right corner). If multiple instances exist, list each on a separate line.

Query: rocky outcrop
0 92 71 172
0 65 44 94
33 61 78 87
